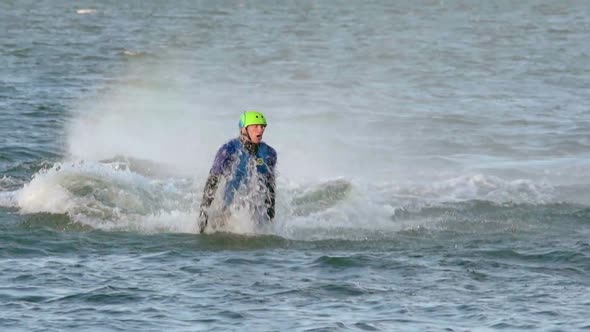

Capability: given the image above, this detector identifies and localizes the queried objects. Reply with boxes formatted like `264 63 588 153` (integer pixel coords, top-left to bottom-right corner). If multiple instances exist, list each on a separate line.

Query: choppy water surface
1 1 589 331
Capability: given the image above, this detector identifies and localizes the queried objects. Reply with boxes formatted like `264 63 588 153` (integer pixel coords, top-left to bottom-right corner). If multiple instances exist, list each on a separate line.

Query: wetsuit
198 137 277 233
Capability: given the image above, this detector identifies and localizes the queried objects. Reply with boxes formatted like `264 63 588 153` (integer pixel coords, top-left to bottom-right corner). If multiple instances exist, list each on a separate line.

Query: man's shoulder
260 142 277 157
219 138 241 152
260 143 277 168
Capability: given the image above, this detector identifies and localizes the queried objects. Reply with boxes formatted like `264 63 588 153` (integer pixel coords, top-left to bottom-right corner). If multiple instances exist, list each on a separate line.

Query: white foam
76 9 97 15
0 175 22 191
72 209 199 234
0 191 19 208
273 179 404 240
0 160 184 232
9 154 565 239
420 174 555 204
122 50 144 57
141 210 200 233
219 208 260 235
17 169 75 214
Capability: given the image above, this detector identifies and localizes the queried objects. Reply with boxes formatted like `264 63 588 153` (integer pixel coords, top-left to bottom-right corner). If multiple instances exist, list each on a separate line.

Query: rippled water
1 1 590 331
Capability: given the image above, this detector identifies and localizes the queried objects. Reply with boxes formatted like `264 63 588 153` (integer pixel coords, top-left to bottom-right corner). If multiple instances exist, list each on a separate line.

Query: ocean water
1 1 590 331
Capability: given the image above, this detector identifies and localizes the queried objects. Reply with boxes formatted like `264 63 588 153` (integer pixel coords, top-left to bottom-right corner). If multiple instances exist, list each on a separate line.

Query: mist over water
1 1 590 331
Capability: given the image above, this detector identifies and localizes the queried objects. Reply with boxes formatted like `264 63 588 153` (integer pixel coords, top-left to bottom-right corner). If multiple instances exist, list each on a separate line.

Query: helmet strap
241 127 252 143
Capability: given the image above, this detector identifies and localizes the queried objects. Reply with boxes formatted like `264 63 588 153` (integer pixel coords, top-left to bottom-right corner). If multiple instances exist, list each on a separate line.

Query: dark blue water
2 1 590 331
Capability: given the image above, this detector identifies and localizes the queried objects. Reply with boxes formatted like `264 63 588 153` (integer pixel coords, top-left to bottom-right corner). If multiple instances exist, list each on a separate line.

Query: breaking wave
1 158 586 241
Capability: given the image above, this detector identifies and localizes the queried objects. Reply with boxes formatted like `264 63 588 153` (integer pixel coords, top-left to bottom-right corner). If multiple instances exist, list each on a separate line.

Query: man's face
243 124 266 144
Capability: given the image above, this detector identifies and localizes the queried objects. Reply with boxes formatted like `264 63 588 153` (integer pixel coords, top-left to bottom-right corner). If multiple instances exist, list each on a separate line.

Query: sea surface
1 1 590 331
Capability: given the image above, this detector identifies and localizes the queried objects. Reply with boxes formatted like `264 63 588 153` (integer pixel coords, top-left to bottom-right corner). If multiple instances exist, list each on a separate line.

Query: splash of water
5 55 576 239
1 155 575 240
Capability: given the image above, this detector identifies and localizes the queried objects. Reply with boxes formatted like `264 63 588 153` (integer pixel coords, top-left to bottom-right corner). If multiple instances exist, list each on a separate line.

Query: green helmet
239 111 267 129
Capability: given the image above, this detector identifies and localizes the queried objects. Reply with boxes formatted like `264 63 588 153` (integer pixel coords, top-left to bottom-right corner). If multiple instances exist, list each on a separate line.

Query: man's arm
198 173 219 233
198 143 231 233
265 148 277 221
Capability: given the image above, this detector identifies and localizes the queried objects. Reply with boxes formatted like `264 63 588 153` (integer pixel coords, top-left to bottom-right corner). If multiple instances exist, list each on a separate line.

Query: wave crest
2 161 587 240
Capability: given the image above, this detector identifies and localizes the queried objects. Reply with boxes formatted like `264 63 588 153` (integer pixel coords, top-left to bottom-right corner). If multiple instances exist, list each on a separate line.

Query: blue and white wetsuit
199 137 277 232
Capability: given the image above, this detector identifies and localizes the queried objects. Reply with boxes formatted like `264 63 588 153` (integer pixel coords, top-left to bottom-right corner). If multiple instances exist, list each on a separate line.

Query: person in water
198 111 277 233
